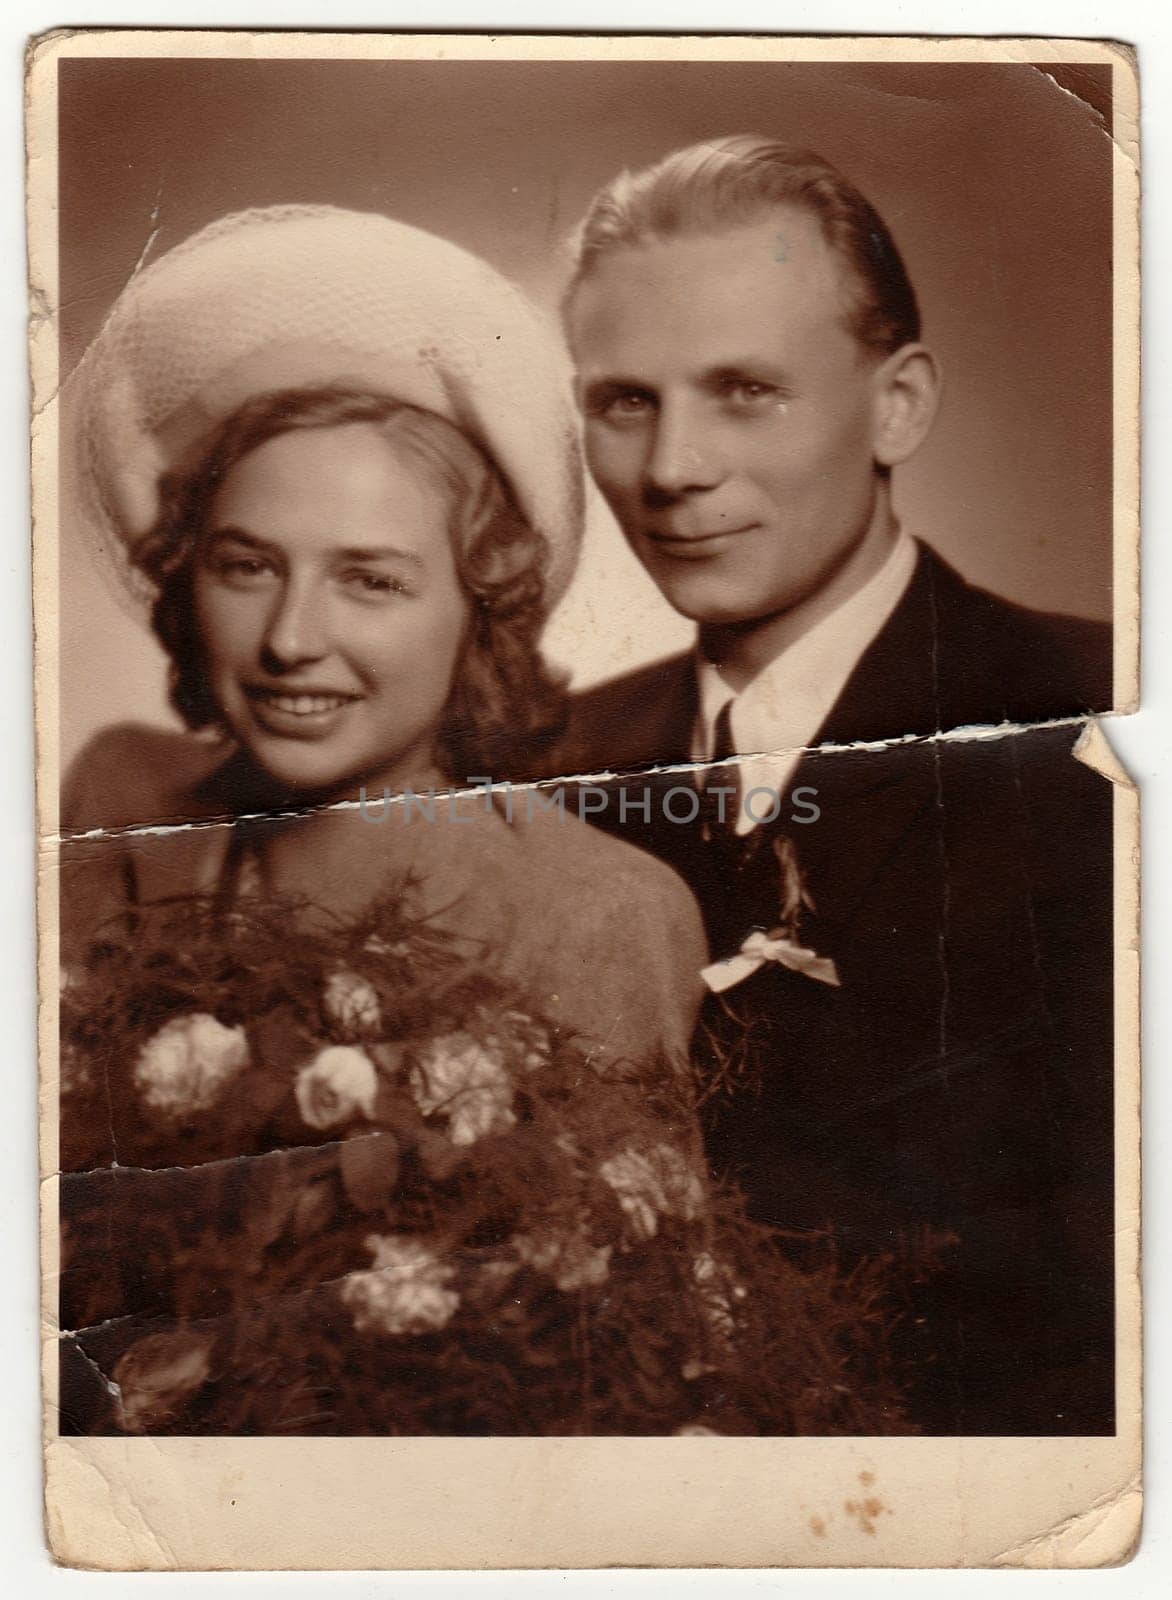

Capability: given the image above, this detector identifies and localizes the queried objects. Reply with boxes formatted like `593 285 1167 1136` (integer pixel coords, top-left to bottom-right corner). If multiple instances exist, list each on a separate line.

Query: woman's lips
244 685 362 736
248 688 358 714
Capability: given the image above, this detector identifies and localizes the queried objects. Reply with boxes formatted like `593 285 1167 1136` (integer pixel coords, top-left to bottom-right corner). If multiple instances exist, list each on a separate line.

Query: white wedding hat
66 204 585 611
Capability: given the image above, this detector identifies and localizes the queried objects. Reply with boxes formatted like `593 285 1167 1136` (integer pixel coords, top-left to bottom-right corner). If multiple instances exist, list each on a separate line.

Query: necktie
700 699 740 842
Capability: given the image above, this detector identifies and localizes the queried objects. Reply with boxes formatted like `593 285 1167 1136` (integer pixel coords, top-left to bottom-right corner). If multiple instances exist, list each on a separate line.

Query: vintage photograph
31 32 1140 1569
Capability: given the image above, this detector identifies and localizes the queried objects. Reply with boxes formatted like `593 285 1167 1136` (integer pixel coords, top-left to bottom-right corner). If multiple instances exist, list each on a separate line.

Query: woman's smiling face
193 421 471 798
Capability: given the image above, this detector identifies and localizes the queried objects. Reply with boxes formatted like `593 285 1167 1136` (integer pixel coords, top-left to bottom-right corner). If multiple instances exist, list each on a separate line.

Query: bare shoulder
61 722 231 833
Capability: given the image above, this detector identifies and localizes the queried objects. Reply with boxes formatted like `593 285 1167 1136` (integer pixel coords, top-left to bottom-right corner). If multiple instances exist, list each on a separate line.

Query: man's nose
643 402 723 499
260 579 327 669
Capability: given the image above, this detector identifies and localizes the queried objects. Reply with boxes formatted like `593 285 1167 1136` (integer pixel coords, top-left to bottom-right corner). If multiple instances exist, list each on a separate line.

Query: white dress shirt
691 530 917 835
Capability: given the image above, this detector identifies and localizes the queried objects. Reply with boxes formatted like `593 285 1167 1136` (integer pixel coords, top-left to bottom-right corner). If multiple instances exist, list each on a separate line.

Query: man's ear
871 344 941 468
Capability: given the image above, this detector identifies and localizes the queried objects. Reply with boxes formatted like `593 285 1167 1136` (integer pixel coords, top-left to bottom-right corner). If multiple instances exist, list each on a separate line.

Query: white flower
410 1032 515 1146
499 1010 551 1072
340 1233 459 1335
322 969 382 1035
133 1013 249 1118
693 1251 740 1339
599 1144 706 1240
513 1230 612 1291
448 1095 514 1147
294 1045 378 1130
113 1329 213 1432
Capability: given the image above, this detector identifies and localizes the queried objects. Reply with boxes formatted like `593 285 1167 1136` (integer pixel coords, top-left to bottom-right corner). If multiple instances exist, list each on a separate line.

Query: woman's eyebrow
333 544 425 566
204 530 424 567
204 526 277 553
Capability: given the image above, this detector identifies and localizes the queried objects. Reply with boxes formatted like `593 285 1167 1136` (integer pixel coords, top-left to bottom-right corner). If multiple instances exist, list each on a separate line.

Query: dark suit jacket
557 543 1116 1434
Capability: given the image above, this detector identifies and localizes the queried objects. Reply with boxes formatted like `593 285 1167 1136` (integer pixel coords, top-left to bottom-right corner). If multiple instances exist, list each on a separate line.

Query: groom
558 136 1115 1434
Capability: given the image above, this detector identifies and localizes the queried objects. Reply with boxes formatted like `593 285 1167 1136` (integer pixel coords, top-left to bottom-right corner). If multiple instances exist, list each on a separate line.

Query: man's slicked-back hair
569 135 921 359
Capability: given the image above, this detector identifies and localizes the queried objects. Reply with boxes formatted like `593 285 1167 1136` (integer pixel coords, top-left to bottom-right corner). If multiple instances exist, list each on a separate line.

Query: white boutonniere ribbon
702 929 840 995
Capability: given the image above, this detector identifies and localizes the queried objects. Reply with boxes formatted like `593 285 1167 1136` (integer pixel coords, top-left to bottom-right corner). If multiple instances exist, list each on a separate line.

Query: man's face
569 209 888 626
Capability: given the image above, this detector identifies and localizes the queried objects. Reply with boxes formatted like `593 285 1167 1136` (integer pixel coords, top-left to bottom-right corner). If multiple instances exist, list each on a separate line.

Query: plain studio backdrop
55 56 1114 769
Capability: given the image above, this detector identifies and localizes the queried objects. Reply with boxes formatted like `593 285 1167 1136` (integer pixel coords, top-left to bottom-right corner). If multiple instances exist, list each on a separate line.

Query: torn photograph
29 31 1140 1570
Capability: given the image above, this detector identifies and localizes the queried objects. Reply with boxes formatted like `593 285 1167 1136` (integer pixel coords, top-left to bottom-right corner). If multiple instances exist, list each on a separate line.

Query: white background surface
3 1 1168 1593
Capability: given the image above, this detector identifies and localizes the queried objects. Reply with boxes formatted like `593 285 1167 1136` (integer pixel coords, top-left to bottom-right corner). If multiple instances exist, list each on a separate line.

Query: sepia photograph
29 30 1140 1570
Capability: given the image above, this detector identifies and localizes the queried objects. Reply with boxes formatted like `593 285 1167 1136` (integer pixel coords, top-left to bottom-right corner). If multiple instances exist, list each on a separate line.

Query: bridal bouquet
58 892 903 1436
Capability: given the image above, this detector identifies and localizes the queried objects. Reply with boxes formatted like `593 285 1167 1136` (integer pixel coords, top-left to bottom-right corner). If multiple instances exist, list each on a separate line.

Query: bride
57 207 901 1437
61 205 706 1061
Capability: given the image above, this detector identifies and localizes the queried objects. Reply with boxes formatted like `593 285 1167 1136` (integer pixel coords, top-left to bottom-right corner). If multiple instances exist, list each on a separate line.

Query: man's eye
724 380 779 407
594 391 653 422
